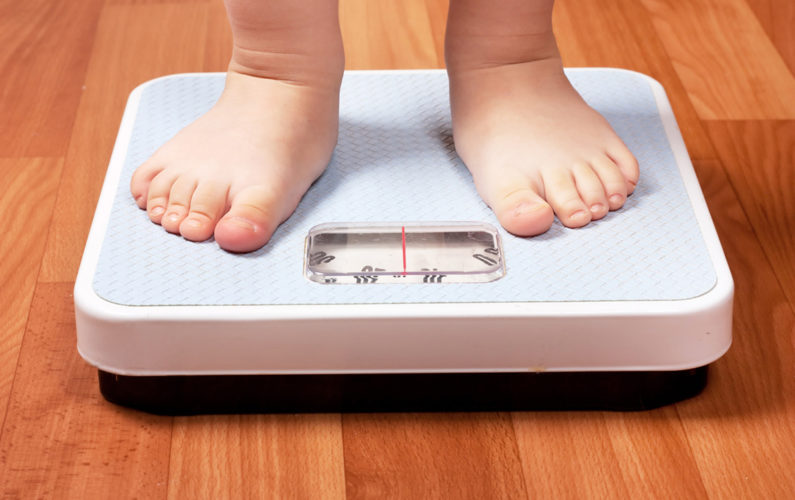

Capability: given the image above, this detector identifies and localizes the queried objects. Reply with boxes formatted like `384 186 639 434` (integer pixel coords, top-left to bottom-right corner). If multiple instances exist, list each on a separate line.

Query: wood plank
513 409 707 497
342 413 527 498
167 414 345 499
553 0 717 163
425 0 449 68
339 0 443 69
0 283 172 499
39 2 209 283
674 158 795 498
705 121 795 307
640 0 795 120
203 0 233 72
511 413 629 498
108 0 207 4
604 410 708 497
0 158 62 434
0 0 103 158
746 0 795 74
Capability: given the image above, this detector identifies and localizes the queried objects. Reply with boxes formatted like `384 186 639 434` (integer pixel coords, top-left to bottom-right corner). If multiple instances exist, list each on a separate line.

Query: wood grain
641 0 795 120
705 121 795 308
168 414 345 499
511 412 629 498
203 0 233 72
512 409 709 498
0 283 172 499
745 0 795 73
553 0 719 163
0 158 63 434
674 158 795 499
38 2 209 283
343 413 527 498
603 410 708 497
0 0 103 157
339 0 444 69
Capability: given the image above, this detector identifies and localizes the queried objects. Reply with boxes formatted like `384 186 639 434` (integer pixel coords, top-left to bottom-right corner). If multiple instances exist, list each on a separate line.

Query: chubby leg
130 0 344 252
445 0 639 235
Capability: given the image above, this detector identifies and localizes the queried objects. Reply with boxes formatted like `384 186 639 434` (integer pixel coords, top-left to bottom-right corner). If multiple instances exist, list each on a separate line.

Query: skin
446 0 638 235
130 0 638 253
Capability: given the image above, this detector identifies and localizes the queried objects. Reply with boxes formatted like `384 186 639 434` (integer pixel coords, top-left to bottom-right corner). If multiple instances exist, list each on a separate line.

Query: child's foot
445 0 639 236
130 0 344 253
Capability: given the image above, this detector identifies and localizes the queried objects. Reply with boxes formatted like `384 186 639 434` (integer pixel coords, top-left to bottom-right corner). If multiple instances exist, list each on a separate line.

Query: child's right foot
130 0 344 253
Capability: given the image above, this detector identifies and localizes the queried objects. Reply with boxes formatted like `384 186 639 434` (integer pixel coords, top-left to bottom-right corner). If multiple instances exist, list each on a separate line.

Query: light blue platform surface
93 70 716 306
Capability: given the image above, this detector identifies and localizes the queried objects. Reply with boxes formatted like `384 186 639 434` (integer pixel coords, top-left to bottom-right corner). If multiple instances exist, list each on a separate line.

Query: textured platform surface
93 70 716 306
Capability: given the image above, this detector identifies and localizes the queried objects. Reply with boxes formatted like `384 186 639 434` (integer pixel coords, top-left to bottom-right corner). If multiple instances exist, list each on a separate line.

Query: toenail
224 216 256 231
514 202 544 216
185 218 202 228
150 206 164 216
610 194 624 204
570 210 588 220
590 203 605 213
166 213 180 222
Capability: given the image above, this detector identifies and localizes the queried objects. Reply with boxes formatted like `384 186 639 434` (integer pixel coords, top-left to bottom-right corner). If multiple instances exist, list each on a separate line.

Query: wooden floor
1 0 793 497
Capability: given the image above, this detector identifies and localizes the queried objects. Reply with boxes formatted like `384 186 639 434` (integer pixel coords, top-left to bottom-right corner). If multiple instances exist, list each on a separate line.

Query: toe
573 162 609 220
608 145 640 195
214 185 282 253
145 170 179 224
473 170 555 236
162 176 197 234
491 187 555 236
591 155 629 211
179 181 229 242
542 168 592 228
130 157 165 209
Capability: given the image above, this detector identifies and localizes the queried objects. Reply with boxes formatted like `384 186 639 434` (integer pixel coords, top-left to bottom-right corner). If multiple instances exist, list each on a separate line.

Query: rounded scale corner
673 336 732 373
75 344 133 376
75 343 103 372
706 270 734 307
675 266 734 311
74 276 138 324
703 337 733 367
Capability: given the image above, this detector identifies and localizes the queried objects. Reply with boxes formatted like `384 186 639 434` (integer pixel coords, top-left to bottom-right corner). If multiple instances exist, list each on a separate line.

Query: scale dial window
304 222 505 284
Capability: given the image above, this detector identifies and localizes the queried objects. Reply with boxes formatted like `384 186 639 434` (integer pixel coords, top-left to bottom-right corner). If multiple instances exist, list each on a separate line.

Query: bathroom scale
74 69 733 414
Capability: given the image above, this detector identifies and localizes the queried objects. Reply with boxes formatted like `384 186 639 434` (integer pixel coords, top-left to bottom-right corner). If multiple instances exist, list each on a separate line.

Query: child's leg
445 0 639 236
130 0 344 252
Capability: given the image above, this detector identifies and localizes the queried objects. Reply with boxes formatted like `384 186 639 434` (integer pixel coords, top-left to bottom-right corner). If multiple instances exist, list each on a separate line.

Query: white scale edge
74 69 733 376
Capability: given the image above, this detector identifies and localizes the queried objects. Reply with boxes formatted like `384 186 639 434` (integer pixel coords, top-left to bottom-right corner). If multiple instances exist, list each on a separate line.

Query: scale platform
74 69 733 413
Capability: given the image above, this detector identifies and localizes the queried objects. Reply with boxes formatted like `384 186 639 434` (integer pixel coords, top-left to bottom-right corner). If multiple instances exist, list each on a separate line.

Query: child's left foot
445 0 639 236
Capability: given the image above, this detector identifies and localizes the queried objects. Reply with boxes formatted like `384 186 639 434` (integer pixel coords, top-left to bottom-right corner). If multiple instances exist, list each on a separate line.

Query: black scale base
98 367 708 415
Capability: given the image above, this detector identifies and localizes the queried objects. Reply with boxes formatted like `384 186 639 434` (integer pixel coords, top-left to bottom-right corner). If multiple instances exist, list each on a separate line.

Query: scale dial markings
304 222 505 284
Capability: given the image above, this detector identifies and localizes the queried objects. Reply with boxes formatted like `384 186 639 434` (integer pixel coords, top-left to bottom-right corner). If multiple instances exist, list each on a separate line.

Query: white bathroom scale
74 69 733 413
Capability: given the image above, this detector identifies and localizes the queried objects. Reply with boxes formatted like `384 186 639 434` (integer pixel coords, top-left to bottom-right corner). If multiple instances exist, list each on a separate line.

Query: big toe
490 187 555 236
214 186 282 253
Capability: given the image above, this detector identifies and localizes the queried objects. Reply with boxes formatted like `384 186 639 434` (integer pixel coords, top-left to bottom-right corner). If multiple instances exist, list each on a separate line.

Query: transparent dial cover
304 222 505 284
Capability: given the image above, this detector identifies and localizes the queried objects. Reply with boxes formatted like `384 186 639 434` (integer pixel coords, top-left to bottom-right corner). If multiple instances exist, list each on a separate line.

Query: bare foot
445 0 639 236
130 0 343 252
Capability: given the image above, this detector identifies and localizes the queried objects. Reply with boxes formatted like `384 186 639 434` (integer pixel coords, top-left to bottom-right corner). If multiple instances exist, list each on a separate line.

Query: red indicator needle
402 225 407 275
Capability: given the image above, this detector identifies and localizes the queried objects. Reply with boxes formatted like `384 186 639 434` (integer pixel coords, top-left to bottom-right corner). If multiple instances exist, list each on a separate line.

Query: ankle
445 32 560 73
224 0 345 87
228 35 344 89
444 0 559 73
